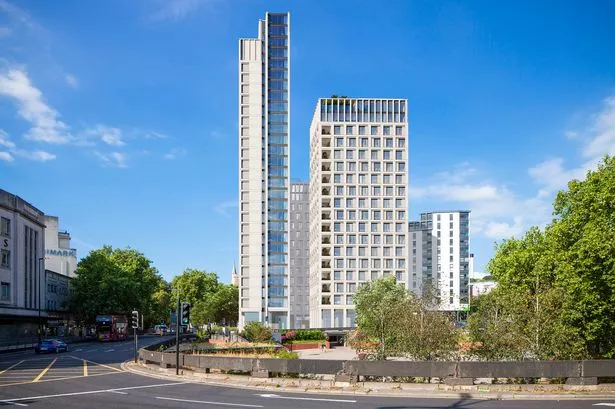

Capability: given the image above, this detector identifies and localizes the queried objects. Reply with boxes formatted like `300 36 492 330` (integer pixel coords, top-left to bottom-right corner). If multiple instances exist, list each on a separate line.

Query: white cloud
582 96 615 158
0 129 16 148
65 73 78 89
163 147 187 160
0 151 14 162
149 0 213 22
94 151 127 168
214 200 237 217
0 68 71 143
529 94 615 194
0 0 38 30
86 125 125 146
13 149 56 161
0 26 10 38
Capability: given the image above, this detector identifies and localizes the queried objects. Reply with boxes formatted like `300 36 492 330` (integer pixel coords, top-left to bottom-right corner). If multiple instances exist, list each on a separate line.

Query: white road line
257 393 356 403
156 397 263 408
108 391 127 395
0 360 24 375
104 349 115 352
0 381 191 404
594 404 615 407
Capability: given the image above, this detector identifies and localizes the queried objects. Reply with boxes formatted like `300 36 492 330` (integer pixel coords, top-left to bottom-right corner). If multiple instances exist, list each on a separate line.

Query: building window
0 217 9 237
0 249 9 268
359 126 366 135
0 282 9 301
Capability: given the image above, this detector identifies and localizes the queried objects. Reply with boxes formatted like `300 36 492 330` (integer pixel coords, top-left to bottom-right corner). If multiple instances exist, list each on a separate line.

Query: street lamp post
38 257 44 344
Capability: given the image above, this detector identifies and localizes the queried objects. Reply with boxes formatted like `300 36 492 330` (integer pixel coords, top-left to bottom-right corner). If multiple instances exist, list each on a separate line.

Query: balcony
322 152 330 160
321 296 331 305
322 188 330 196
322 248 330 257
322 201 331 208
321 214 331 221
322 272 331 280
322 284 331 293
322 226 331 232
321 261 331 269
321 165 331 172
322 176 330 184
322 236 331 245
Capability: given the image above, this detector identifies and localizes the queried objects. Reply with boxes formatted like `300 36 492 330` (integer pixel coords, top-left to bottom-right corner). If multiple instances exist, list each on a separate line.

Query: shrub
242 321 272 342
294 329 324 341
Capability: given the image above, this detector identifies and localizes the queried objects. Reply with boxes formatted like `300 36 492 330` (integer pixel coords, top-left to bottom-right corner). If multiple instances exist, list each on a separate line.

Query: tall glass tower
238 12 290 329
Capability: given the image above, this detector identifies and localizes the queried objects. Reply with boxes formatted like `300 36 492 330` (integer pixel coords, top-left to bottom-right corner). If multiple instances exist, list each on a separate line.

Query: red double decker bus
95 314 128 341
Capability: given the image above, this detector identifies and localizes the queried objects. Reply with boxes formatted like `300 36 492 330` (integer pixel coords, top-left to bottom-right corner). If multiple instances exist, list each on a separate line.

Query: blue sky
1 0 614 283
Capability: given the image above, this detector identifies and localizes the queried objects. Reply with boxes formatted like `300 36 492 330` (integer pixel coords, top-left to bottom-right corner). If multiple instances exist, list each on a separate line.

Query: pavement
296 346 357 360
1 338 614 408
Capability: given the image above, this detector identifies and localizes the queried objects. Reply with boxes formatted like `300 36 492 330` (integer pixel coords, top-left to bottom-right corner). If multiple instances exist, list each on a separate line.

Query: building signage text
46 249 77 258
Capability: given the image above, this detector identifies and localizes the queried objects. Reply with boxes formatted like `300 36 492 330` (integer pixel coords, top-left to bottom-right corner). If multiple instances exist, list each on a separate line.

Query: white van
154 325 168 336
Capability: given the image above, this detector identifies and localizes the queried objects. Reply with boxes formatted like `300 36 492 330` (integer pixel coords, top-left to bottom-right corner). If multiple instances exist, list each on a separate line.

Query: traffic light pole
134 326 138 363
175 291 180 375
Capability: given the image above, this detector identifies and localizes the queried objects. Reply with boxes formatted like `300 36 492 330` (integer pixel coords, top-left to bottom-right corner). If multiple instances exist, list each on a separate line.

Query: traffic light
181 302 191 325
131 310 139 329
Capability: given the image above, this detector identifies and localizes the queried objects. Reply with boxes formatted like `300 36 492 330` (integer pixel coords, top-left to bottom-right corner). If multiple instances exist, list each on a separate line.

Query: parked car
35 339 68 354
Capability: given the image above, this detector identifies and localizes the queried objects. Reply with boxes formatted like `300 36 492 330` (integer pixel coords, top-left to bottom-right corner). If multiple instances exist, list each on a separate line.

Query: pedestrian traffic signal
181 302 190 325
131 310 139 329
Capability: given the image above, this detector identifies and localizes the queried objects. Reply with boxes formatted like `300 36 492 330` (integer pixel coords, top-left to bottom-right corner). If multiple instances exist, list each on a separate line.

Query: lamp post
38 257 44 344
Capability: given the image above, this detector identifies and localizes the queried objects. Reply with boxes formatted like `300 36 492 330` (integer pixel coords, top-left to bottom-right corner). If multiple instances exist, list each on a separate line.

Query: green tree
170 268 219 307
354 277 457 360
70 246 166 327
168 269 239 328
470 156 615 359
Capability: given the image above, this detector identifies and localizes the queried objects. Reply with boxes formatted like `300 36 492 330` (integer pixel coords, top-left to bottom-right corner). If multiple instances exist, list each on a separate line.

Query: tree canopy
353 276 458 360
469 155 615 359
170 268 238 327
69 246 165 327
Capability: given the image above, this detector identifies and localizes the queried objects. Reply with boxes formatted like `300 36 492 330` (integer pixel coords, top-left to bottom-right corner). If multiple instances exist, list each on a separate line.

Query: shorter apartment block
409 211 471 311
289 182 309 329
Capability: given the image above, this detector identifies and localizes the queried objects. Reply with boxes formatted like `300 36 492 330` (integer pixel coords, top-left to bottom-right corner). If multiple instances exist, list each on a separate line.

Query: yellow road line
33 358 56 382
0 361 24 375
83 359 88 376
69 356 122 372
0 370 119 388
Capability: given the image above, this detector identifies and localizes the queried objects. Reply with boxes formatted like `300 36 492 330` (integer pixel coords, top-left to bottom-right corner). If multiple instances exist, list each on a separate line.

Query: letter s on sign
2 239 7 247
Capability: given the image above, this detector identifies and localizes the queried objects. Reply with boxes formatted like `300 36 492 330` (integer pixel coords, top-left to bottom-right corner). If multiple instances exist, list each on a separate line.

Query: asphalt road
0 338 613 408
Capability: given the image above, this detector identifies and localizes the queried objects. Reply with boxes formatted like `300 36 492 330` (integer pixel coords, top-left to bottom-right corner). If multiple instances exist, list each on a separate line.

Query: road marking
83 359 88 376
257 393 356 403
2 401 28 407
74 349 83 352
108 391 127 395
594 404 615 407
104 349 115 352
69 355 122 372
0 361 24 375
0 370 119 388
33 358 56 382
0 381 191 404
156 397 263 408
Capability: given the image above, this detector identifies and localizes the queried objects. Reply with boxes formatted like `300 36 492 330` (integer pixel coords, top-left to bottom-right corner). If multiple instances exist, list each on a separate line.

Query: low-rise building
0 189 47 339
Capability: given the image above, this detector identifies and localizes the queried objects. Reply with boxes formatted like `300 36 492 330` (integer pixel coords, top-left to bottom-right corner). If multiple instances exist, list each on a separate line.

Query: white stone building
238 12 291 329
309 98 409 328
409 211 471 311
0 189 47 338
44 215 77 279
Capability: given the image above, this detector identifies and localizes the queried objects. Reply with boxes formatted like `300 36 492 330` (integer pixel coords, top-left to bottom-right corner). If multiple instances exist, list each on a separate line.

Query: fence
138 341 615 385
